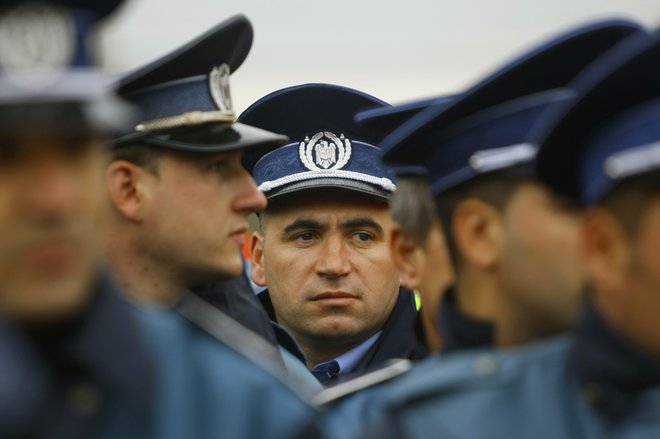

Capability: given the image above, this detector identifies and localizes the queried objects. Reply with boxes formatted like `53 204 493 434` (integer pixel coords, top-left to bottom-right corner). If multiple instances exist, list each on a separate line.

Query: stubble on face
258 192 401 350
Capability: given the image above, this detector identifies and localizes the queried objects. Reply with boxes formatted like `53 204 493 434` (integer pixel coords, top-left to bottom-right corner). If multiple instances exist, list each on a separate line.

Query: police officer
355 96 457 354
356 19 645 354
106 16 302 370
238 84 427 386
319 21 660 439
0 1 155 437
100 12 318 438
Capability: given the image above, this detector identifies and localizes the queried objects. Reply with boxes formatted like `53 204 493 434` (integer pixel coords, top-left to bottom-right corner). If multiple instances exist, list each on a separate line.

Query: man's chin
310 319 365 339
215 257 245 280
0 276 94 322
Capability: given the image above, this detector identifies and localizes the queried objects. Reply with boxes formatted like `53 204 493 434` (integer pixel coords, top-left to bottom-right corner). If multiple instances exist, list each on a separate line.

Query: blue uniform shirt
312 331 382 384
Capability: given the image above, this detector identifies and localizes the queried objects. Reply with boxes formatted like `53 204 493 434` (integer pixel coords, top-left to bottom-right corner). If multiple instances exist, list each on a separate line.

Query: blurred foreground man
320 25 660 439
239 84 427 386
0 1 155 437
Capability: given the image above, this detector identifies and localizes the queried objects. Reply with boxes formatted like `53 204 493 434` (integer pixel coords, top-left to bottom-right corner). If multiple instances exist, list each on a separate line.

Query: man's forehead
1 134 102 152
265 202 390 226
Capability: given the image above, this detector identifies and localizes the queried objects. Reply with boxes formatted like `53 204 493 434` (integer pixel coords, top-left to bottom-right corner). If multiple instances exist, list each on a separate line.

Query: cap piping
257 169 396 193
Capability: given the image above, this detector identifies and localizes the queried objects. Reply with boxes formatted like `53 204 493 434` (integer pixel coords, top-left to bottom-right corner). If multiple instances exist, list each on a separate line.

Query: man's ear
452 198 503 270
105 160 152 223
582 207 630 297
250 231 267 287
390 225 424 290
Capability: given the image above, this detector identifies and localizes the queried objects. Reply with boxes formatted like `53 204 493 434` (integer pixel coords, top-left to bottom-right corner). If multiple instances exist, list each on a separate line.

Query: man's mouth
311 291 358 306
228 227 248 246
24 240 79 271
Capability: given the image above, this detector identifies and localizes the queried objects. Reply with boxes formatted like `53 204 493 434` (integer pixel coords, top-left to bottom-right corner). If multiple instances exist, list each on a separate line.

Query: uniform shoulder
322 335 572 409
389 335 573 405
129 303 318 439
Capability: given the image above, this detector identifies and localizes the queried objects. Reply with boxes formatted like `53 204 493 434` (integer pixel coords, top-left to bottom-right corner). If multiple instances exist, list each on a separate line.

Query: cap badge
0 2 74 74
299 131 352 171
209 64 233 113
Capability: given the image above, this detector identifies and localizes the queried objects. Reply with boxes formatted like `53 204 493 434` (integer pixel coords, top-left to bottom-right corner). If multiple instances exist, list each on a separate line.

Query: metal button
67 383 101 416
474 354 498 376
581 382 603 406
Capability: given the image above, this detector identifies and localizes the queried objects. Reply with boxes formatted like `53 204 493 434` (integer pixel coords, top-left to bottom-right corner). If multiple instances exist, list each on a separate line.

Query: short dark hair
110 143 162 174
389 174 438 245
600 170 660 236
436 171 526 268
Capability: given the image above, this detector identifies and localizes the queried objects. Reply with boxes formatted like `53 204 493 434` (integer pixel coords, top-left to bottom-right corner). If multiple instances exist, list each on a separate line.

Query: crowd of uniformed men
1 0 660 437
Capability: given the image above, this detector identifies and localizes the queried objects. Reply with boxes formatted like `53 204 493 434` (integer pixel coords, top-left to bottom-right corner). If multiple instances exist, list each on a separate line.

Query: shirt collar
314 331 382 374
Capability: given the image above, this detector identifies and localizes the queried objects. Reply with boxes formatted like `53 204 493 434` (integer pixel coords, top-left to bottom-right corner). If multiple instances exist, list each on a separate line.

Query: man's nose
233 169 268 215
21 159 83 220
315 235 352 279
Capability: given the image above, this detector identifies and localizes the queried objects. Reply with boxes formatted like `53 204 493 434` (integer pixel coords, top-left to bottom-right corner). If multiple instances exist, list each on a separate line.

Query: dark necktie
311 360 340 385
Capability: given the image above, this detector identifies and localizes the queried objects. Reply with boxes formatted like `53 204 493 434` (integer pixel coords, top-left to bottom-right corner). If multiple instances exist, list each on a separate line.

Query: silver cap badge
209 64 233 113
299 131 352 171
0 2 75 74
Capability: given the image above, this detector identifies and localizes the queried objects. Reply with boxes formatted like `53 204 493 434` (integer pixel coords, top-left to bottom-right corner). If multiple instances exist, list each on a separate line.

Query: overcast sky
97 0 660 112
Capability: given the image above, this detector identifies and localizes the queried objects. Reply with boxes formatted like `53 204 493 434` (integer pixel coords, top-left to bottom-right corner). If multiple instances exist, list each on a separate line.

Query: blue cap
238 83 397 201
113 15 288 154
374 19 646 196
0 0 136 135
536 32 660 205
355 95 457 139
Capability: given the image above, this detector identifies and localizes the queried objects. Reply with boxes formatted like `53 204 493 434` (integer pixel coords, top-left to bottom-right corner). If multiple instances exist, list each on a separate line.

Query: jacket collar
58 274 156 417
572 297 660 420
439 287 494 354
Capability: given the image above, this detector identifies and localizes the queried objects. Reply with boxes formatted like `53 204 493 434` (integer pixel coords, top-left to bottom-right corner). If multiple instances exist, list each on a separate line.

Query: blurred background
97 0 660 112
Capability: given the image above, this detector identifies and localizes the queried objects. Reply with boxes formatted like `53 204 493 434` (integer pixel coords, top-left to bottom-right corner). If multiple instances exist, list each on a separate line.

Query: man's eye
294 232 316 241
352 232 373 242
208 161 230 174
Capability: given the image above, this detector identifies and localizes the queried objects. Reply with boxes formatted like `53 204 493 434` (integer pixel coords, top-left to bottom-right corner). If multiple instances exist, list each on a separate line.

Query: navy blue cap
238 83 397 201
536 32 660 205
375 19 646 196
113 15 288 154
355 95 457 138
0 0 136 135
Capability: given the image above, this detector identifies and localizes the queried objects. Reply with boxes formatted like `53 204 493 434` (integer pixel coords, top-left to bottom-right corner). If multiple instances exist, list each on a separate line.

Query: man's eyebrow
341 217 384 234
283 218 328 235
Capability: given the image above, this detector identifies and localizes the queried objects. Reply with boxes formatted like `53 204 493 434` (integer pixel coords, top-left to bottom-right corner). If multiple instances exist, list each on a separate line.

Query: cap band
469 143 538 173
257 169 395 193
135 110 235 133
604 140 660 179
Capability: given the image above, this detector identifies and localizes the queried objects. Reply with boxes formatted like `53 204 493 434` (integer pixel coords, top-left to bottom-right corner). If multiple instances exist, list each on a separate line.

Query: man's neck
455 267 499 328
455 267 555 348
105 236 186 307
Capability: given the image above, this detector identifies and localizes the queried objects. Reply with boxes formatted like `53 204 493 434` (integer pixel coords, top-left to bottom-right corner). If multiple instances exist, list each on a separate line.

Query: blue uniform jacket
322 338 660 438
320 298 660 439
132 302 317 439
320 302 660 438
194 269 279 346
0 276 155 439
